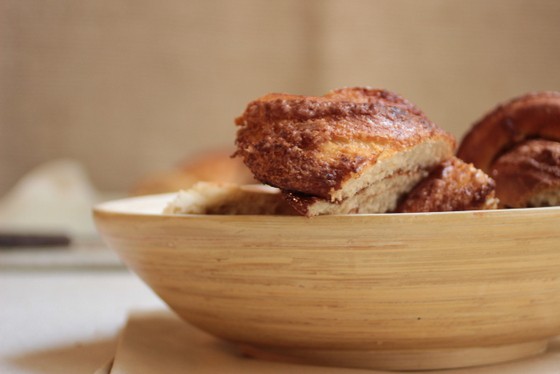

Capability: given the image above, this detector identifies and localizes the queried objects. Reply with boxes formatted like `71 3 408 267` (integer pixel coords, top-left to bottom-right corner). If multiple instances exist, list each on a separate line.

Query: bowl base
239 339 548 371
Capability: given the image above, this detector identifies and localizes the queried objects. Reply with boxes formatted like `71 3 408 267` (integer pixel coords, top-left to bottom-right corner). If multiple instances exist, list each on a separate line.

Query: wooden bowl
94 194 560 371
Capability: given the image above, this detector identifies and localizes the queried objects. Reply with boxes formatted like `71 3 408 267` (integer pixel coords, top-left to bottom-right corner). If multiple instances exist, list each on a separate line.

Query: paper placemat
99 310 560 373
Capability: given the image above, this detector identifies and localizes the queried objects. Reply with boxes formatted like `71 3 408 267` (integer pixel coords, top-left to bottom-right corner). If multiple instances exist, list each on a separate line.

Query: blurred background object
129 148 255 196
0 159 99 237
0 159 123 270
1 0 560 196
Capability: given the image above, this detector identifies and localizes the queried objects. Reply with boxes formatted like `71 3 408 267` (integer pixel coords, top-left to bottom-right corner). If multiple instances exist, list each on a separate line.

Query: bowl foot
239 340 548 371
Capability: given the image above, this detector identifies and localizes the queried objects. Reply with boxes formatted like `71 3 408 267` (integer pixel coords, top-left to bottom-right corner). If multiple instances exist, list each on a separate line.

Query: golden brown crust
492 139 560 208
457 91 560 173
396 157 498 213
235 87 455 199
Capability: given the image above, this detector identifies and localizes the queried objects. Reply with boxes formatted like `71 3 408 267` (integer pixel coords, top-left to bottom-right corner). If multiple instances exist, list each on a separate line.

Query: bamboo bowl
94 194 560 371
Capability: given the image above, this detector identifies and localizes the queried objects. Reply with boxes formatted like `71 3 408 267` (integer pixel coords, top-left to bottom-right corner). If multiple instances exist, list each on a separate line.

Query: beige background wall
1 0 560 194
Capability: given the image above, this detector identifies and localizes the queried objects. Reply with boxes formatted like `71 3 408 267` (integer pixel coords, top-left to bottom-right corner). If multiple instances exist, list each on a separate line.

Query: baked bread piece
235 87 455 215
457 91 560 208
130 149 255 196
284 169 428 215
130 169 199 197
491 139 560 208
163 182 297 215
457 91 560 173
396 157 498 213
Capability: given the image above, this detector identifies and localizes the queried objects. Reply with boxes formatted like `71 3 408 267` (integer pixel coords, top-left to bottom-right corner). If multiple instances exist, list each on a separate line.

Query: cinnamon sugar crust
457 91 560 173
492 139 560 208
235 87 455 200
396 157 498 213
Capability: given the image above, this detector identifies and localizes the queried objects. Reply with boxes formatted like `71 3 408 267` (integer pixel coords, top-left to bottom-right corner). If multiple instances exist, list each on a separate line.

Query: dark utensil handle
0 233 71 248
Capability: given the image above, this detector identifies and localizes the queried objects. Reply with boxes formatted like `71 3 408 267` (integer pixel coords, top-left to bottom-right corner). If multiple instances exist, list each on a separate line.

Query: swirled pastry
396 157 498 213
235 87 455 215
457 91 560 172
492 140 560 208
457 91 560 208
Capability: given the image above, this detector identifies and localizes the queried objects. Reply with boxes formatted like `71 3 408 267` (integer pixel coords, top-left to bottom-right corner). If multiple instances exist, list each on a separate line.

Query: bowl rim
93 192 560 220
